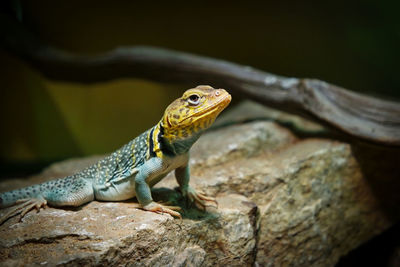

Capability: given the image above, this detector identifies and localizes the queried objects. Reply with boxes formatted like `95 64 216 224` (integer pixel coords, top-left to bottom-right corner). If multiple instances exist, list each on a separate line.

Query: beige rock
254 140 399 266
1 101 399 266
0 193 257 266
190 121 297 169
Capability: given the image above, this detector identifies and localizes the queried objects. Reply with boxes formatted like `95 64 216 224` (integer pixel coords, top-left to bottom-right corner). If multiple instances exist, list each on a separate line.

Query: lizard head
162 85 231 141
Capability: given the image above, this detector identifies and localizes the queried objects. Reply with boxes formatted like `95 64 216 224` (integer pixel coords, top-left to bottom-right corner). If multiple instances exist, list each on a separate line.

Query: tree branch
1 14 400 146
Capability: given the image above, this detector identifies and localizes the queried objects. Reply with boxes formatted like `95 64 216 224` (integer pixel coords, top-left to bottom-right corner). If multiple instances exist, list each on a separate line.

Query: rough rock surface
0 193 257 266
1 101 399 266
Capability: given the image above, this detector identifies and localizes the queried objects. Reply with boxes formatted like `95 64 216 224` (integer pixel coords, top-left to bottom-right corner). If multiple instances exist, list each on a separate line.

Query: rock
253 140 398 266
1 101 400 266
190 121 297 169
0 193 257 266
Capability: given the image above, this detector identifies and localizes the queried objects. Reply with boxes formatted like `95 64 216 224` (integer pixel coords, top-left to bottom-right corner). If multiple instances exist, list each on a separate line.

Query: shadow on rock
151 187 220 220
351 142 400 222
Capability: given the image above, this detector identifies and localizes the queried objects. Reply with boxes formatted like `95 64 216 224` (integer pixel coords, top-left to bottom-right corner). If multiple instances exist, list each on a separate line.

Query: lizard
0 85 231 224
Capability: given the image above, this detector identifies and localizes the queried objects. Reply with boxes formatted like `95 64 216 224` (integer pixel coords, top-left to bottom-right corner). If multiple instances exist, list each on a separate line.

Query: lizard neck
148 121 201 158
164 132 201 156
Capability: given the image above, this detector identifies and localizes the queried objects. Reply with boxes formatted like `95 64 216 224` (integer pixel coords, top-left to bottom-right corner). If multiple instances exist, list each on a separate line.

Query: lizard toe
0 197 47 225
142 202 182 219
187 189 218 210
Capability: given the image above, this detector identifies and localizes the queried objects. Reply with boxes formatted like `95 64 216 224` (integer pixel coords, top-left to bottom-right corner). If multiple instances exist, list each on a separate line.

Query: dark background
1 0 399 168
21 1 400 99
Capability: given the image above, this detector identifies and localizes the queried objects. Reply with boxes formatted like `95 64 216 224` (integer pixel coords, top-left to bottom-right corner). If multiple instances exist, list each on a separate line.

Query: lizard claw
0 197 47 225
142 202 182 219
186 187 218 211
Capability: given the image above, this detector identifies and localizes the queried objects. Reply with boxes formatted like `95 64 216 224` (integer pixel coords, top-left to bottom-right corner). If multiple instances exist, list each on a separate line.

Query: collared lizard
0 85 231 223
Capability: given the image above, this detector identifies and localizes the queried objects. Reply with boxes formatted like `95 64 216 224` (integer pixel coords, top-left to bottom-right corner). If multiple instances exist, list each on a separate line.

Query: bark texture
1 14 400 146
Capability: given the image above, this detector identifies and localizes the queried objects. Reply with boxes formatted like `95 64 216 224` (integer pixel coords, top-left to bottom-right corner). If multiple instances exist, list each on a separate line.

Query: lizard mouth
182 92 232 123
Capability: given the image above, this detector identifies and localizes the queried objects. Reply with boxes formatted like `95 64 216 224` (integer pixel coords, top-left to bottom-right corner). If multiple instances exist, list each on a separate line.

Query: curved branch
1 14 400 146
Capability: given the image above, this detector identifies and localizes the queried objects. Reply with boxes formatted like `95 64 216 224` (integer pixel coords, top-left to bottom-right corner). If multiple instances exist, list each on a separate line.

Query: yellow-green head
161 85 231 143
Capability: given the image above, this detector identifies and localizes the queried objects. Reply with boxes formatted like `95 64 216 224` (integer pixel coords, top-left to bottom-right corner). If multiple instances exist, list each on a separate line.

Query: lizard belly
95 154 188 201
94 178 135 201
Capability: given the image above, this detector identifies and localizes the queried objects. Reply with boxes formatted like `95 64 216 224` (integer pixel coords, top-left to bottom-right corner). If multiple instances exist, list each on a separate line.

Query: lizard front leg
135 158 181 218
175 164 217 210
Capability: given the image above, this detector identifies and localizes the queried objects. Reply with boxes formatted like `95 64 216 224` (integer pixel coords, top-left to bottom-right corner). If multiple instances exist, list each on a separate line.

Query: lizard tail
0 184 41 208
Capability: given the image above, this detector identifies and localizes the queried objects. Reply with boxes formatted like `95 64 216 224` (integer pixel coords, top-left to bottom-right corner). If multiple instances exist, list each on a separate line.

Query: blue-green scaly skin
0 127 160 207
0 86 231 221
0 122 200 209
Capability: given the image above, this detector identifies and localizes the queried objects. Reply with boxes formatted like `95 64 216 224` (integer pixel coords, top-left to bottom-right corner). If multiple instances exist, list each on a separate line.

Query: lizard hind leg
0 197 47 225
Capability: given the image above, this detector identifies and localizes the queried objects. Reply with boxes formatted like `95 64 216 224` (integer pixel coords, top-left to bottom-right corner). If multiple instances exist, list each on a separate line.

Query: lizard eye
188 94 200 105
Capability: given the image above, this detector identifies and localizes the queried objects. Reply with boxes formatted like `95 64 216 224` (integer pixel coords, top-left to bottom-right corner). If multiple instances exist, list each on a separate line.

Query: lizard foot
142 202 182 219
0 197 47 225
186 188 218 210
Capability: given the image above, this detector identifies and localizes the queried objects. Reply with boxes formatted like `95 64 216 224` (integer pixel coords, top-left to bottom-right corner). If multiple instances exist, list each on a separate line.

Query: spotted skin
0 85 231 223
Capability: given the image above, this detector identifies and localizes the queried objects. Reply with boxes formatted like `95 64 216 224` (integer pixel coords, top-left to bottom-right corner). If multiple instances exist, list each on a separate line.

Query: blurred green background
1 0 399 176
